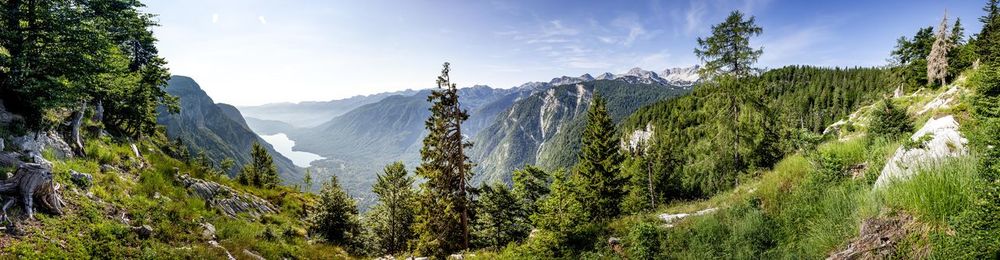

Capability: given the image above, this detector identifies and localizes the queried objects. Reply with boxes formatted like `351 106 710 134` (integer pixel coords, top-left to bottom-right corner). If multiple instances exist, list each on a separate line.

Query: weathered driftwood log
0 163 64 220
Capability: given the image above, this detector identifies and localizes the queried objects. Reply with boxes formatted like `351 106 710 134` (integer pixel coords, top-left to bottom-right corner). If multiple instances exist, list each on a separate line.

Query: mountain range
231 66 699 207
157 76 303 181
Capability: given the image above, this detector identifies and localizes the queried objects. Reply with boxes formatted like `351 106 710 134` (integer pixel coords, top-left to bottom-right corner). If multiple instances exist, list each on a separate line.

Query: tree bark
71 102 87 156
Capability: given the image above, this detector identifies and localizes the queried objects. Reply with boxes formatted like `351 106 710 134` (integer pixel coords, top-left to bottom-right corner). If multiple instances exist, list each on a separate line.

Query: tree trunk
646 156 655 208
71 102 87 156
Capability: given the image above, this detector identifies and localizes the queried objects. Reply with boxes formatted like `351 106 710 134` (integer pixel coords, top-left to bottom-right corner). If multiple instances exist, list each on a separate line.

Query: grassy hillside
0 131 348 259
475 68 982 259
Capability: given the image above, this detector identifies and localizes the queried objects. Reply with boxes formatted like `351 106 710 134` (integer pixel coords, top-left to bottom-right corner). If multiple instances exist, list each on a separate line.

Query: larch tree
694 10 763 79
413 62 475 257
691 10 775 191
927 12 951 86
368 162 417 255
574 93 625 220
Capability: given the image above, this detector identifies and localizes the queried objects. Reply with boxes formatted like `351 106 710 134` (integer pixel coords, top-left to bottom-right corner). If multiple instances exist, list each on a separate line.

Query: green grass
874 157 979 225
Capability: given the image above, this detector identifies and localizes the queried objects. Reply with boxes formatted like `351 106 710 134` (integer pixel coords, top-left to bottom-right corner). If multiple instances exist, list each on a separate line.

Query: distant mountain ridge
157 76 302 181
238 89 419 128
230 65 698 209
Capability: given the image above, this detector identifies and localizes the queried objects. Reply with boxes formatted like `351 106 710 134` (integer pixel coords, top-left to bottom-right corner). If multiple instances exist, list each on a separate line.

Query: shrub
626 222 661 260
868 99 914 141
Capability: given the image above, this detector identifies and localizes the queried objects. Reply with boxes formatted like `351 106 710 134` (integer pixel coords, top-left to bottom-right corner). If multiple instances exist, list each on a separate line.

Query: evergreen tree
868 99 913 141
511 165 550 216
527 170 591 257
927 12 951 86
237 142 280 188
949 18 975 79
574 93 625 220
474 182 529 250
413 62 474 257
694 10 763 78
621 155 654 214
0 0 177 136
891 27 936 89
309 175 361 247
367 162 416 255
976 0 1000 63
303 169 314 191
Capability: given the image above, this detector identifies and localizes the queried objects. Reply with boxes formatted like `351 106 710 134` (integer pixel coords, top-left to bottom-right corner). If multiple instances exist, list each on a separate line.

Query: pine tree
976 0 1000 63
309 175 361 247
574 93 625 220
527 170 591 257
512 165 550 216
927 12 951 86
868 99 913 141
694 10 764 78
474 182 529 250
413 62 474 257
238 142 280 188
368 162 417 255
303 169 314 191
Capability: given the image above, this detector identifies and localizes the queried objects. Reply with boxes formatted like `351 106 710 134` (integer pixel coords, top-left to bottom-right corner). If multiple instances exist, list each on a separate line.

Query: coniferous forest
2 0 1000 259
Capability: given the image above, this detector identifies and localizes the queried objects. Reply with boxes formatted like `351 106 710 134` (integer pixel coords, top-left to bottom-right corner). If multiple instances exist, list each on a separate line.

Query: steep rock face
874 115 968 188
287 85 528 209
157 76 301 180
469 80 689 184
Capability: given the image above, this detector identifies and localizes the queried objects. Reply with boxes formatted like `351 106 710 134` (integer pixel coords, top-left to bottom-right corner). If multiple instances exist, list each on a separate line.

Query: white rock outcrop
659 207 718 228
874 115 967 188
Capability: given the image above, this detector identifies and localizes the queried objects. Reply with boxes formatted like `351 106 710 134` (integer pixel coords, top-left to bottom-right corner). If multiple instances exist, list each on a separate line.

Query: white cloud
611 15 648 47
684 0 707 35
212 13 219 24
258 16 268 25
760 26 831 66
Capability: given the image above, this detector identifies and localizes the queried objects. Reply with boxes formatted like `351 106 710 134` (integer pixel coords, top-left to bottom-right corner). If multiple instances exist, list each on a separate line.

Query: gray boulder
0 137 5 151
10 132 73 160
175 174 277 219
70 170 93 190
133 224 153 239
201 222 217 240
875 115 968 188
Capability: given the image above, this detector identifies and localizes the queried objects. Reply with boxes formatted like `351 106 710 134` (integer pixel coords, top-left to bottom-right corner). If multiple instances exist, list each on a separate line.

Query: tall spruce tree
574 93 625 220
413 62 474 257
694 10 763 78
927 12 951 86
368 162 417 255
977 0 1000 63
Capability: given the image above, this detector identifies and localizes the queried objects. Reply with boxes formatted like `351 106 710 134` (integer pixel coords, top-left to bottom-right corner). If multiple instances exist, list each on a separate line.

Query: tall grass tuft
874 157 979 225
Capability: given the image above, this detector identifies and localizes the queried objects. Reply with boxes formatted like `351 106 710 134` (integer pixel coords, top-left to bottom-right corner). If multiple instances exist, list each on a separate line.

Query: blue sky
145 0 985 105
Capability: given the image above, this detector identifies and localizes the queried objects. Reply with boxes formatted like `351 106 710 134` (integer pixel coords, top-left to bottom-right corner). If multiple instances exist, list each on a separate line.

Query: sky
145 0 985 106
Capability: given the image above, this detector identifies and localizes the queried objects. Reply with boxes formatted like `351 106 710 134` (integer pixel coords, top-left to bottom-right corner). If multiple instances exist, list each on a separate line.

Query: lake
259 133 325 167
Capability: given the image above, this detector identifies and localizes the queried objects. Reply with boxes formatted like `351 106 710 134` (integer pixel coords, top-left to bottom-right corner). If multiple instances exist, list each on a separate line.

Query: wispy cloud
760 26 831 66
212 13 219 24
611 15 649 47
258 16 268 25
684 0 707 35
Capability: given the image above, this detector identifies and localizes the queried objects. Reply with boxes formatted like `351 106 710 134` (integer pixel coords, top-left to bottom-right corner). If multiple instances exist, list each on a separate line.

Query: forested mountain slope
471 80 690 184
157 76 302 181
